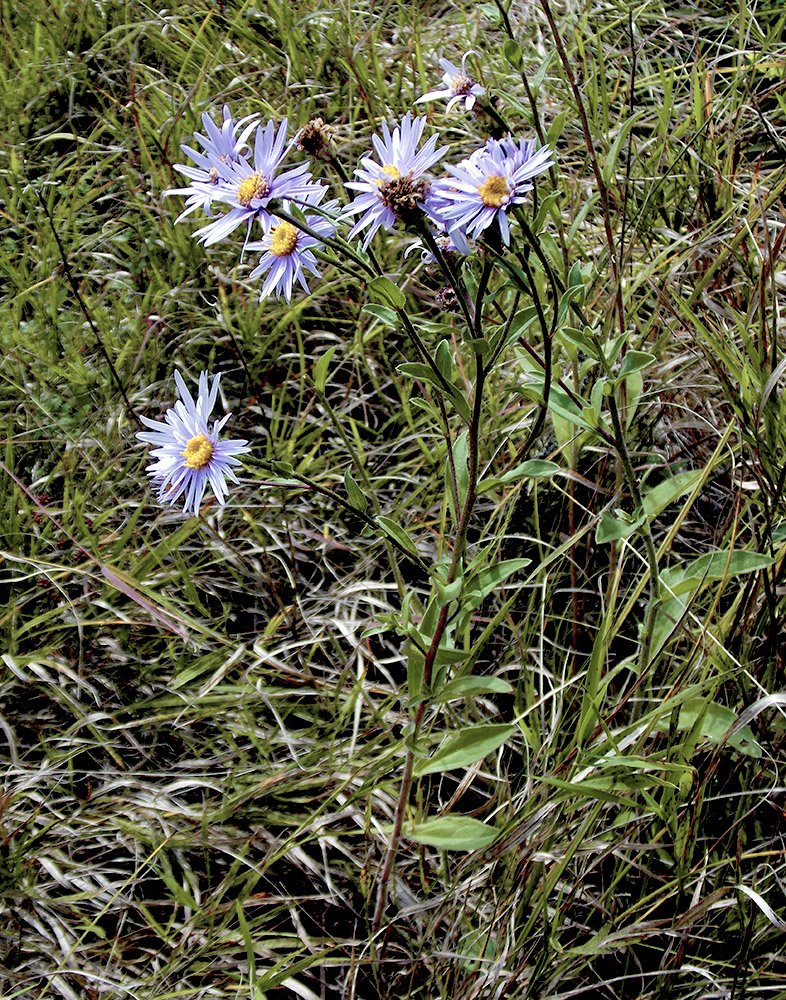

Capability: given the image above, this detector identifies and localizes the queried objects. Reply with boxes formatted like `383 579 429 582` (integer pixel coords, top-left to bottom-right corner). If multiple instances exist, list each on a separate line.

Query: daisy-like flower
433 136 554 245
415 53 485 113
164 105 259 222
343 112 448 249
137 371 250 516
247 189 339 302
192 119 319 247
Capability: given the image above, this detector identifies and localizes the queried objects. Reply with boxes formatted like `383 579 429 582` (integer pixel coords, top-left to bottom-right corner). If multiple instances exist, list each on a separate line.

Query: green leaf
435 339 452 379
654 699 762 758
559 327 600 359
557 283 586 324
546 386 597 431
435 676 514 701
398 362 471 421
451 429 470 519
546 109 567 147
413 723 515 776
368 275 405 309
344 469 367 511
464 558 531 605
498 459 561 482
434 577 462 606
618 350 656 378
314 345 338 394
603 330 630 366
652 548 774 654
432 643 467 666
503 39 522 69
684 548 774 583
642 470 703 518
466 336 491 356
361 303 398 327
596 509 644 544
377 515 419 558
531 191 561 237
404 815 498 851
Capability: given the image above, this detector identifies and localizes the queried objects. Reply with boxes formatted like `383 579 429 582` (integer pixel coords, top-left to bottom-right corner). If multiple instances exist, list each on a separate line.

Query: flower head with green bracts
432 136 554 245
415 53 485 113
191 119 320 247
343 113 448 249
247 189 339 302
164 105 259 222
137 371 250 516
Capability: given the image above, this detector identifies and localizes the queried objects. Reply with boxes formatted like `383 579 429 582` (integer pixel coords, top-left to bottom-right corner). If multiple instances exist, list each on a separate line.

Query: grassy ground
2 0 786 998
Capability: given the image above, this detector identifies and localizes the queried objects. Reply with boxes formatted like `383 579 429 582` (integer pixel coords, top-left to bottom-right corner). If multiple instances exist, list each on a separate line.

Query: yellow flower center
270 221 298 257
237 171 269 207
379 164 400 183
451 73 472 95
182 434 214 469
478 174 510 207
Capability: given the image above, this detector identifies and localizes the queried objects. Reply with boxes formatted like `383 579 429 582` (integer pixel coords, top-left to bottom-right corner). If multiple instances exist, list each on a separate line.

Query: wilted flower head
415 53 485 113
343 113 448 249
295 117 337 161
433 135 554 245
247 188 339 302
137 371 250 516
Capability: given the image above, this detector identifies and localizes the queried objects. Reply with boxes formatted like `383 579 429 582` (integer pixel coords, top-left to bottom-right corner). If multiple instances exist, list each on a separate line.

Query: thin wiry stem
537 0 626 340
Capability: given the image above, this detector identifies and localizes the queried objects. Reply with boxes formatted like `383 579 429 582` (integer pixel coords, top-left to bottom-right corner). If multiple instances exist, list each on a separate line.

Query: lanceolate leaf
413 724 515 776
405 815 498 851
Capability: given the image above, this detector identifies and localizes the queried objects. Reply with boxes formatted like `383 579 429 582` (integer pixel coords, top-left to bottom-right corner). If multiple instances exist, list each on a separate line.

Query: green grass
2 0 786 998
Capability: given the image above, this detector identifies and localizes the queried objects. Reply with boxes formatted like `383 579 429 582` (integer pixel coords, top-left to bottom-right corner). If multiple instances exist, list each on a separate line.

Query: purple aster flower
343 113 448 249
137 371 250 516
433 136 554 245
415 53 485 113
192 119 318 247
164 105 259 222
247 189 339 302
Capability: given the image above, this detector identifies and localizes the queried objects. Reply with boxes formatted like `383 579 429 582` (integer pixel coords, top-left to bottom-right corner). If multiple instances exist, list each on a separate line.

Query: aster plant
137 371 250 516
415 52 485 113
164 105 259 222
162 99 665 945
247 190 339 301
433 135 555 244
343 112 448 249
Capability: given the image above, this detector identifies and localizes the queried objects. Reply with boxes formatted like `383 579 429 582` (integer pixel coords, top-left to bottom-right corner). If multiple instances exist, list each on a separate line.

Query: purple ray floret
247 187 339 302
137 371 250 516
343 113 448 249
415 53 485 113
432 136 555 245
164 105 259 222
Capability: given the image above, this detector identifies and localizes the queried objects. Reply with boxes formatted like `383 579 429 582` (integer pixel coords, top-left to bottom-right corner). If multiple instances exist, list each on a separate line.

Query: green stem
416 222 475 335
592 339 661 671
373 346 486 933
274 207 378 277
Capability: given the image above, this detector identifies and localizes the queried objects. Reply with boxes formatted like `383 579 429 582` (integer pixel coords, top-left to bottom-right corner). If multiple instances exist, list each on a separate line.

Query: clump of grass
2 1 786 999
